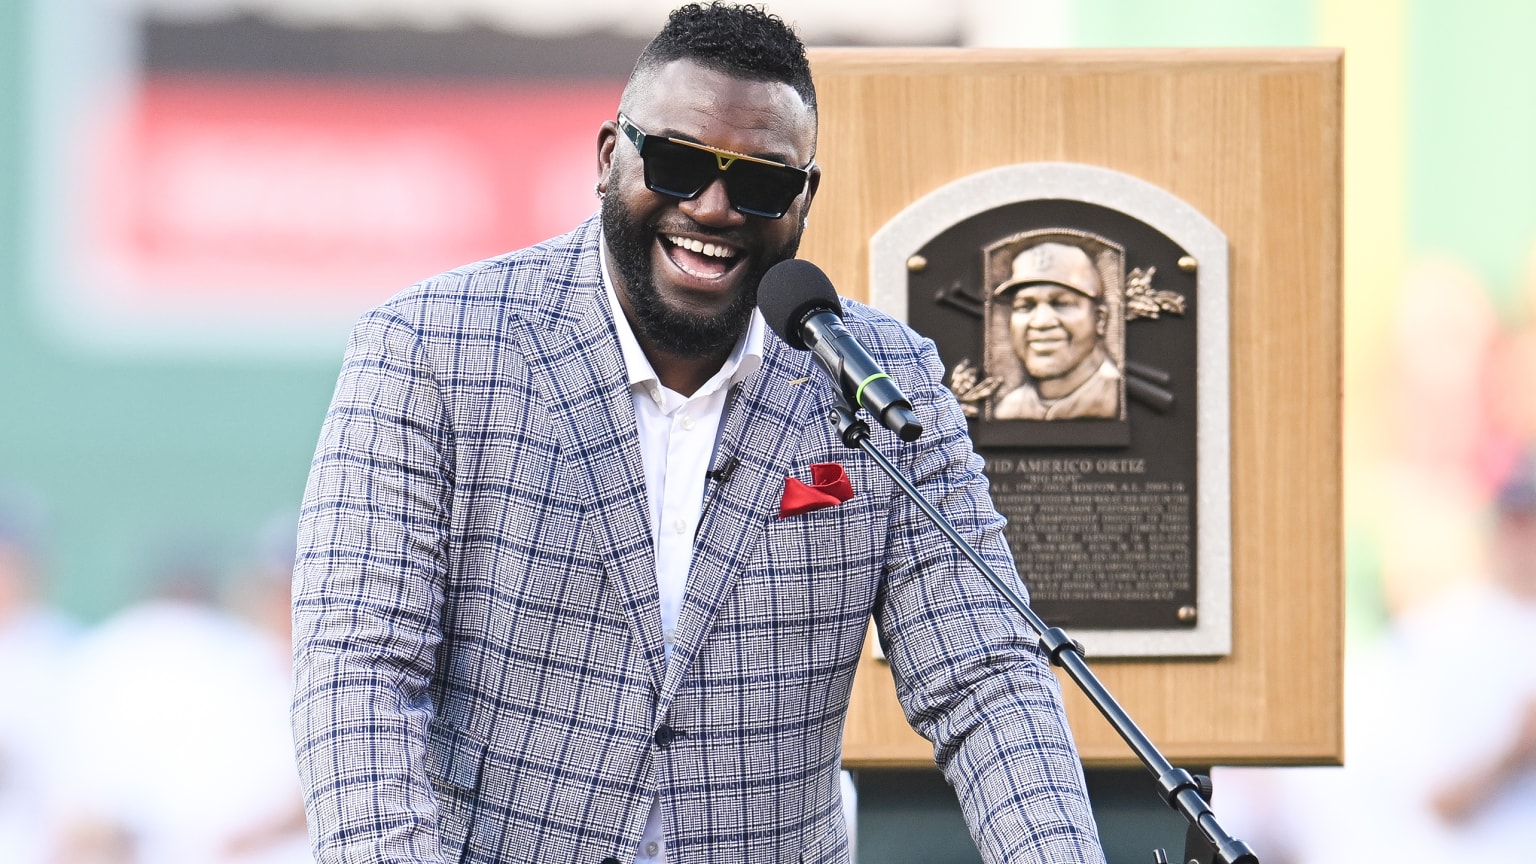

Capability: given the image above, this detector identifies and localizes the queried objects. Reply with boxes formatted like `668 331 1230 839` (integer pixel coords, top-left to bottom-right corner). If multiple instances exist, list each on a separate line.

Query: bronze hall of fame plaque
870 163 1231 658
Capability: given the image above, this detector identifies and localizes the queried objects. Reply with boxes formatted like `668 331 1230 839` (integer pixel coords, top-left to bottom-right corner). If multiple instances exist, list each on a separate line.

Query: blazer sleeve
871 332 1107 864
291 306 454 864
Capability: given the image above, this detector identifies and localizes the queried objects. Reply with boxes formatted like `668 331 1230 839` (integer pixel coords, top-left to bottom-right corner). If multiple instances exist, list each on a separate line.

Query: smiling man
291 5 1104 864
597 51 818 396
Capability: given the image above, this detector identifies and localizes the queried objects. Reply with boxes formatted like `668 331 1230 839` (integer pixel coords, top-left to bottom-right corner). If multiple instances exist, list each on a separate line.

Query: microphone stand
829 398 1257 864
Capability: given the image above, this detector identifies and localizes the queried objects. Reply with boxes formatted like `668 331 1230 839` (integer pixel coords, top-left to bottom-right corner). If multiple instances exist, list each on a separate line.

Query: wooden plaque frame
797 48 1343 768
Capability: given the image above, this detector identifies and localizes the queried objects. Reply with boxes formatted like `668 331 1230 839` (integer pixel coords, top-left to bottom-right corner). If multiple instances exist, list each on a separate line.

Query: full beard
601 192 799 359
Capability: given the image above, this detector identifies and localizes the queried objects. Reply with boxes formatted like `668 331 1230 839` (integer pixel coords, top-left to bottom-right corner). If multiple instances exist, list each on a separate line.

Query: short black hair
629 3 816 113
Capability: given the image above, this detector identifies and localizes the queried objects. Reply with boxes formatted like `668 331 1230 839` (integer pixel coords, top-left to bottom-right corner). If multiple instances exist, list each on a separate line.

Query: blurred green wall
1409 0 1536 312
1074 0 1314 44
0 2 341 618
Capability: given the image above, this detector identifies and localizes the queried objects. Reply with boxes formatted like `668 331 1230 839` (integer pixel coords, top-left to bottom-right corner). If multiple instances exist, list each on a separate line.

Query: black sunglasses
617 113 811 219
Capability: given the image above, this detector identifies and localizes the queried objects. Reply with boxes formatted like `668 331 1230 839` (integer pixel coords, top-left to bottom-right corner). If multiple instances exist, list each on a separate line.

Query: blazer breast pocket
749 499 884 639
765 494 882 566
425 716 489 863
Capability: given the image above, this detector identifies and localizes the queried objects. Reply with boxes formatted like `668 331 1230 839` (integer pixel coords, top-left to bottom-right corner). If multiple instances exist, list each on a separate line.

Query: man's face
598 59 820 358
1009 284 1105 380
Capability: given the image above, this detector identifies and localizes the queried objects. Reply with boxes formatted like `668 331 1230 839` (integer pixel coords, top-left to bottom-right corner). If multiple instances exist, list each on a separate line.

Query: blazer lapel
511 241 666 693
659 337 823 704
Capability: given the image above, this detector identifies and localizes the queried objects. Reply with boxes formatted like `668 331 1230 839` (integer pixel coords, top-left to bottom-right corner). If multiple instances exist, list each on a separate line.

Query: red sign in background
87 76 621 331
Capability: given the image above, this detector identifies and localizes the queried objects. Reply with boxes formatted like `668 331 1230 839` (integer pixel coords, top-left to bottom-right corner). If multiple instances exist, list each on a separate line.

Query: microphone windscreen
757 258 841 350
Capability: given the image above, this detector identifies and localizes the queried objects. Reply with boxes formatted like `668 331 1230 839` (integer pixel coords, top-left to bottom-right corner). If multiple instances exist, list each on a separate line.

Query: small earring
594 181 606 199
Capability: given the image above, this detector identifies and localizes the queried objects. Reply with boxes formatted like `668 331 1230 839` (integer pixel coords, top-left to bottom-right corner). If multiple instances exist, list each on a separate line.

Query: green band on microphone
855 373 892 410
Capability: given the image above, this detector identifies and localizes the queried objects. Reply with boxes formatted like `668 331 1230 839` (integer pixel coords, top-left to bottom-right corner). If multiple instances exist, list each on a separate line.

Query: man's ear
596 120 619 196
1096 301 1108 337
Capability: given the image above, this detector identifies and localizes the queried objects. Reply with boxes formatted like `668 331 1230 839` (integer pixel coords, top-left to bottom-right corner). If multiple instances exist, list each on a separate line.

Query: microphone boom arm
829 398 1258 864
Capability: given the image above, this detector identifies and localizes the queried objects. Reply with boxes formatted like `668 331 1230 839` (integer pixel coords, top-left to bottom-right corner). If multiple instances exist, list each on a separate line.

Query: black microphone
758 259 923 442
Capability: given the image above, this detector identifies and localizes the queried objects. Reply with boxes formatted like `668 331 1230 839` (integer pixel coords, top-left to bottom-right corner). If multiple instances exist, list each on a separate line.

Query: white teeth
675 261 719 279
667 235 735 259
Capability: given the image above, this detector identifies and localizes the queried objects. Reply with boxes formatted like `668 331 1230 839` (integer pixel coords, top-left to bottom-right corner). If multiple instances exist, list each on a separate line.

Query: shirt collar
599 232 765 399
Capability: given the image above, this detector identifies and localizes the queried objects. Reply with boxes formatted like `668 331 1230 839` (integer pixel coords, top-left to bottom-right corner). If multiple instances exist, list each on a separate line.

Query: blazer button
654 724 682 749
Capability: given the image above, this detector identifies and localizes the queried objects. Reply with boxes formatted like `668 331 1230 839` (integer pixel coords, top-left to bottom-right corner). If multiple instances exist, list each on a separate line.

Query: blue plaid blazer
292 217 1104 864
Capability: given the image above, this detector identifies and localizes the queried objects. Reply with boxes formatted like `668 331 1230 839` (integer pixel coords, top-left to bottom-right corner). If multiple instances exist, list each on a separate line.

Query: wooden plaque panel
797 49 1343 768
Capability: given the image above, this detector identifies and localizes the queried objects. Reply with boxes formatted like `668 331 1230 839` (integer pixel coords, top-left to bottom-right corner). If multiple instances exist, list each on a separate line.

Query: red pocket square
779 462 855 518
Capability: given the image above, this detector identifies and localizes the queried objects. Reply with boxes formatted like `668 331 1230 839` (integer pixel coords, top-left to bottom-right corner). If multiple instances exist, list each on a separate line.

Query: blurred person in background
216 515 311 864
0 498 77 864
1387 451 1536 863
55 527 309 864
1214 451 1536 864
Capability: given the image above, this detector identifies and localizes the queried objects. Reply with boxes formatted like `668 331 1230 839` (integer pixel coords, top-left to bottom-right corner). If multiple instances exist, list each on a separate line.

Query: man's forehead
624 60 814 138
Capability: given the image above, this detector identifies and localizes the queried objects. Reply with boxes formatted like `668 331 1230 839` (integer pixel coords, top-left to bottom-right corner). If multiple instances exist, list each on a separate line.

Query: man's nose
679 176 747 227
1027 305 1061 327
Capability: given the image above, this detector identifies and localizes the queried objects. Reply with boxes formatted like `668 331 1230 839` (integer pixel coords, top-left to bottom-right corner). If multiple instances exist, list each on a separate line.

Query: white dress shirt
601 245 764 864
